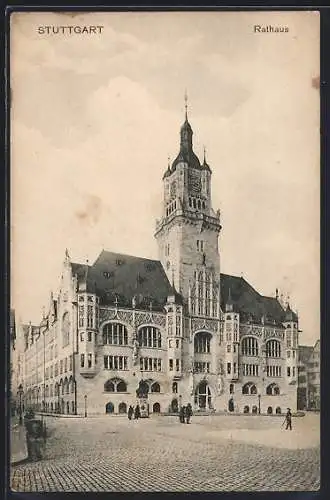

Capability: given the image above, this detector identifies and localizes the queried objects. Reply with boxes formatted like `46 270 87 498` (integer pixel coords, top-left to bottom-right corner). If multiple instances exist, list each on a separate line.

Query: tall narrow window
80 354 85 368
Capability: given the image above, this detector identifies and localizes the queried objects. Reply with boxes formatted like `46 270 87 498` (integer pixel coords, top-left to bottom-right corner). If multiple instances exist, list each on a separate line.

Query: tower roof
284 304 298 322
164 96 205 176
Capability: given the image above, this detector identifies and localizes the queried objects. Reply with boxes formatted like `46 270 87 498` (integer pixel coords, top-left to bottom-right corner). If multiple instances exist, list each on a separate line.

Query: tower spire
184 89 188 120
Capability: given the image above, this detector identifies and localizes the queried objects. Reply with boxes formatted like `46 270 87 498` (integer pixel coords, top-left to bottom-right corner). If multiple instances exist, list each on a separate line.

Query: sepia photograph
9 10 320 492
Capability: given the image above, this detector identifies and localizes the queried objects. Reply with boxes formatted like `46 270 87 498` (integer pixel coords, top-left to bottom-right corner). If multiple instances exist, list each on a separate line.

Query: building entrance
194 381 212 410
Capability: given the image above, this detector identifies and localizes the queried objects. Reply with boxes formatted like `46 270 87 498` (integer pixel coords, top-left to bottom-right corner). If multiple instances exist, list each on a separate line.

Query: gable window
241 337 259 357
138 326 161 348
103 323 128 345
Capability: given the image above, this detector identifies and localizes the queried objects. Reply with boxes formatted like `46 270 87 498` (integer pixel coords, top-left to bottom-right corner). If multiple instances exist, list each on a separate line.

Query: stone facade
16 109 300 416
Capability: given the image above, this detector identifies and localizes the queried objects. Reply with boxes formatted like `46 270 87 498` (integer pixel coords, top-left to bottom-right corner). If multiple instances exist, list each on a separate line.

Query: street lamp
258 392 261 415
84 394 87 418
17 384 24 425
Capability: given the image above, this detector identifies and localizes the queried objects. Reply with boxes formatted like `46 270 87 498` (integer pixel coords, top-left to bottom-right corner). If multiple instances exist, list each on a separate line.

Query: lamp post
258 392 261 415
84 394 87 418
17 384 24 425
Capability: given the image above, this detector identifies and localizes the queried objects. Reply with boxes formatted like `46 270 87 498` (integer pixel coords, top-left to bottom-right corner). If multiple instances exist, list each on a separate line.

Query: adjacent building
297 340 320 411
15 107 301 416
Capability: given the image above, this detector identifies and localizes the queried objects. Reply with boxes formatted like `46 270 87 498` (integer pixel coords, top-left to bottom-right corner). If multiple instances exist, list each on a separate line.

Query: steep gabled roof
72 251 175 311
220 274 285 325
70 252 292 323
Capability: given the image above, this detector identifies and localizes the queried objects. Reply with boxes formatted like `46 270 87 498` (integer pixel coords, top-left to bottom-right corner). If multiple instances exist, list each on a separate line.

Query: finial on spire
184 89 188 120
203 145 206 163
64 248 70 263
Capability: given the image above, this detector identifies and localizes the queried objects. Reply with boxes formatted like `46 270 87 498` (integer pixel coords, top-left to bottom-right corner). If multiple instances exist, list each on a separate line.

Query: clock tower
154 98 222 311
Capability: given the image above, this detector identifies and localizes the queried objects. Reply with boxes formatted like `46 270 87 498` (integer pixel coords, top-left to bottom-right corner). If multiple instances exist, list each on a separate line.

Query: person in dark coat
285 408 292 430
128 405 134 420
179 405 185 423
186 403 193 424
134 404 141 420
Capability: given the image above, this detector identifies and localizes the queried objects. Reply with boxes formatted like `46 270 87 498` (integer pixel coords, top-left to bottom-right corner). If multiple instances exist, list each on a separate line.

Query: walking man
179 405 185 423
186 403 192 424
284 408 292 430
128 405 134 420
134 404 141 420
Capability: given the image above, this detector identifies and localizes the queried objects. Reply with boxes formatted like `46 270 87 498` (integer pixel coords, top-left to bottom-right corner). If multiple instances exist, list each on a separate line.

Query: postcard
9 10 320 492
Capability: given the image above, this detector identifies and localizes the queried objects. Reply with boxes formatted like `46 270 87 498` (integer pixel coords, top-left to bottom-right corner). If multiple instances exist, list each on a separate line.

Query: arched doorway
153 402 160 413
252 405 258 414
228 398 234 412
267 406 273 414
171 398 178 413
118 402 127 414
276 407 282 414
105 402 114 414
243 405 250 413
195 381 212 410
66 401 70 414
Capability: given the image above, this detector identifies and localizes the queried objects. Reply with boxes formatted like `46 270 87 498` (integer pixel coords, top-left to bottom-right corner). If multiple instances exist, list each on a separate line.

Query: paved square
10 413 320 492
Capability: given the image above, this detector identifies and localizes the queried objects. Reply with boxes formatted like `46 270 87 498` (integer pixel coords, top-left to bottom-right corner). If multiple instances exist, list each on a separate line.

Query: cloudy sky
10 11 319 345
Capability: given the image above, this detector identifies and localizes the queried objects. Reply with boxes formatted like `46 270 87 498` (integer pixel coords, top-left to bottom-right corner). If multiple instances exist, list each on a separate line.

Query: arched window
171 399 178 413
151 382 160 393
103 323 128 346
104 378 127 392
138 326 162 348
153 402 160 413
242 382 257 395
105 402 114 414
241 337 259 356
266 340 281 358
172 382 178 394
62 312 70 347
118 402 127 413
104 380 115 392
229 383 234 394
70 377 75 394
116 380 127 392
194 332 212 353
266 383 280 396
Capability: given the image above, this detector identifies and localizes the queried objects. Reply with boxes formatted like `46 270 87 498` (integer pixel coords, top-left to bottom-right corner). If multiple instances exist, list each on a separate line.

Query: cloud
10 12 320 345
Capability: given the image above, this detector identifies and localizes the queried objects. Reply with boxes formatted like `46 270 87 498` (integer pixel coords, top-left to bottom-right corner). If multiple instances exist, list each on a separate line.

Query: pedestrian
134 404 141 420
128 405 134 420
283 408 292 430
186 403 192 424
179 405 185 423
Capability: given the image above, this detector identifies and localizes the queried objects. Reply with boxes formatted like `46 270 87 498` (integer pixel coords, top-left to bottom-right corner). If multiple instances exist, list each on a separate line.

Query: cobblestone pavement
10 413 320 492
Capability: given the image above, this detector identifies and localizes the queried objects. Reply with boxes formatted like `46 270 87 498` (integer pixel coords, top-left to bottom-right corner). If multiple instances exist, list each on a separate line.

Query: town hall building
16 104 300 417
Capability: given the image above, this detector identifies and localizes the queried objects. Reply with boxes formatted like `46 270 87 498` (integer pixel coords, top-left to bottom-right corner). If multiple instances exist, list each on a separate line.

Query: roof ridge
94 249 161 265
